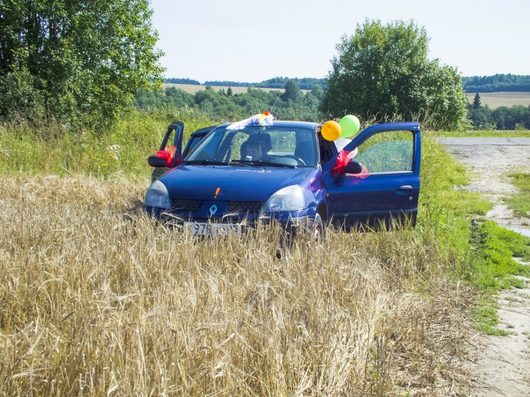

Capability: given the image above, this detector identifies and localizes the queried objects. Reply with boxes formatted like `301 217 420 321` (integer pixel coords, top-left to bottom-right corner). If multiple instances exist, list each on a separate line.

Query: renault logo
209 204 218 217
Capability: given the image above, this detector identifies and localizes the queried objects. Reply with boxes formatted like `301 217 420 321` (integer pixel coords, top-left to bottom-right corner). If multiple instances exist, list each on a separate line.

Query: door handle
397 185 413 192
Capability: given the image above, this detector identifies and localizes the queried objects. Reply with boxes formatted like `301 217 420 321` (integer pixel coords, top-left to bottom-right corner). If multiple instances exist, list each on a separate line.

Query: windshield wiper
229 159 296 168
184 160 228 166
228 159 252 167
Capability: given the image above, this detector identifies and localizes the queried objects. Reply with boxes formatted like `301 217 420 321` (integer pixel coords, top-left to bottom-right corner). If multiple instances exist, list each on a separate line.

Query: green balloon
339 115 360 138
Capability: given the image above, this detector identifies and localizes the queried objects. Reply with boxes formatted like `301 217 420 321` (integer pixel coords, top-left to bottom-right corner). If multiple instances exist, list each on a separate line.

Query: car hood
160 165 317 202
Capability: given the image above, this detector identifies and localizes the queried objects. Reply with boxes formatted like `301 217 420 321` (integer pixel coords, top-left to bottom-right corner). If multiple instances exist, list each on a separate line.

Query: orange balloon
322 120 342 141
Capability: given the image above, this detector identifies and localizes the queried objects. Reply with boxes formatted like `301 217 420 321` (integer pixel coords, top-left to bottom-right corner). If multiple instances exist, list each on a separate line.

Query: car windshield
185 125 318 167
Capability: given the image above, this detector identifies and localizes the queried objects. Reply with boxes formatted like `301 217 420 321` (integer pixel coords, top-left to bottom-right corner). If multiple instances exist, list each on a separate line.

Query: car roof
189 125 216 137
217 120 319 130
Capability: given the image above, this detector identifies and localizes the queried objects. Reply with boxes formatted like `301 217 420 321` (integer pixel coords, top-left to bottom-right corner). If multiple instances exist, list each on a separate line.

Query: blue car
144 118 421 238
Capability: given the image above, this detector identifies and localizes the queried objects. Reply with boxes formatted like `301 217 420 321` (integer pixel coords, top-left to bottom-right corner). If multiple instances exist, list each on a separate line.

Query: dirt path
438 137 530 396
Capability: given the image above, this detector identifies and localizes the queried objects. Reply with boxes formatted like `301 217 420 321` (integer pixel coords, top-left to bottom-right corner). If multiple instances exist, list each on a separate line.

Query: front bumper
143 204 316 233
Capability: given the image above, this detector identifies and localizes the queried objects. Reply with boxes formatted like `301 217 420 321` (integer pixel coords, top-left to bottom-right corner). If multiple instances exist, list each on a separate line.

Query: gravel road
438 137 530 397
437 137 530 237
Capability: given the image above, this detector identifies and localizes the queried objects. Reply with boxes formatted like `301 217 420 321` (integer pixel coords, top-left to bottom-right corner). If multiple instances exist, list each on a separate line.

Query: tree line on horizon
136 81 324 122
164 77 327 91
463 74 530 93
165 74 530 94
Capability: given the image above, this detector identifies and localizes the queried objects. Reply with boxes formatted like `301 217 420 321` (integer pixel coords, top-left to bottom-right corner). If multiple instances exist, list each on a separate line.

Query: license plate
184 222 241 236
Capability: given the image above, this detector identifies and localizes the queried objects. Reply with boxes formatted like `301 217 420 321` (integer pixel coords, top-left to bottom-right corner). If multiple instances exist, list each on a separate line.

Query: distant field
466 92 530 109
164 83 285 94
166 85 530 108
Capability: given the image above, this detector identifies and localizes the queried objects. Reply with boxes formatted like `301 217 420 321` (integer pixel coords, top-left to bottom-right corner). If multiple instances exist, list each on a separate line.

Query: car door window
183 135 204 158
355 130 414 173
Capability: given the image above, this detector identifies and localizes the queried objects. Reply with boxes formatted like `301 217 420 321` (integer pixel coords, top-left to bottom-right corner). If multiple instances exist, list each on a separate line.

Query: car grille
227 201 263 214
170 199 263 215
171 199 203 212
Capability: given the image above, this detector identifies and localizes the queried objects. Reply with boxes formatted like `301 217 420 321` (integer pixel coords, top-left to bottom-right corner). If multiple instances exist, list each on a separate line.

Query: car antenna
268 89 283 114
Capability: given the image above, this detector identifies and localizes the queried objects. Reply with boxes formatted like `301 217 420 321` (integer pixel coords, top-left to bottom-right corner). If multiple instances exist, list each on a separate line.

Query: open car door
148 121 185 181
323 122 421 229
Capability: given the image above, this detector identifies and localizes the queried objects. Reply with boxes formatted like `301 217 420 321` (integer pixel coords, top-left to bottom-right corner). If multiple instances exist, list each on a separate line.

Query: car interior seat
241 134 272 160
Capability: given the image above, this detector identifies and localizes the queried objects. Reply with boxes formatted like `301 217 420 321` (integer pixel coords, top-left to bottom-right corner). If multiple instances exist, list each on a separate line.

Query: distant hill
164 77 201 85
462 74 530 93
164 74 530 94
253 77 326 90
164 77 327 90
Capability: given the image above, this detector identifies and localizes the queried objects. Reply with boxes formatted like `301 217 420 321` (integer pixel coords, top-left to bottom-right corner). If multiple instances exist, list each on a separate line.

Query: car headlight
263 185 307 212
144 180 170 209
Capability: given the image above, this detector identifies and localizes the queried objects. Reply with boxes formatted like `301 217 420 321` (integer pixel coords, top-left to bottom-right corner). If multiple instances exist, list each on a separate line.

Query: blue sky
150 0 530 82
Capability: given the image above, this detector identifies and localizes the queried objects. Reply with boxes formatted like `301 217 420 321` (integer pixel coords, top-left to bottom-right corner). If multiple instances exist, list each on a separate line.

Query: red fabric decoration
332 149 352 175
155 145 180 168
332 149 369 178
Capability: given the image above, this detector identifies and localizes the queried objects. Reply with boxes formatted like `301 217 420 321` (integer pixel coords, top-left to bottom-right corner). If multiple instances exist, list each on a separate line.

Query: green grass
473 221 530 290
473 297 510 336
470 220 530 334
0 109 217 178
505 173 530 217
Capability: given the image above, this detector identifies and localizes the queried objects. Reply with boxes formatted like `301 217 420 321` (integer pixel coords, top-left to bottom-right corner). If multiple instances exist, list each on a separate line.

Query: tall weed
0 109 217 178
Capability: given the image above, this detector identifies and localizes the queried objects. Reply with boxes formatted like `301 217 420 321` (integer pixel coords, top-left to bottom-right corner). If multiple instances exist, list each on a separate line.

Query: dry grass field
0 175 473 396
465 91 530 109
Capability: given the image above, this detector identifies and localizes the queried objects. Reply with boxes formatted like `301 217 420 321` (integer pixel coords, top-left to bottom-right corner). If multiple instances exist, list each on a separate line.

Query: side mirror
344 159 363 174
147 155 167 168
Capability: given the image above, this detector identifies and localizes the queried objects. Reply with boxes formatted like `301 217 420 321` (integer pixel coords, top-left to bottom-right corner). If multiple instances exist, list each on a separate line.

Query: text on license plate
184 222 241 236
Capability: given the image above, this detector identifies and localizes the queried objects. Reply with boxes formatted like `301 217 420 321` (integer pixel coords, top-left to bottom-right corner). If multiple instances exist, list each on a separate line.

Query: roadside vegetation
505 173 530 217
0 110 216 178
471 221 530 335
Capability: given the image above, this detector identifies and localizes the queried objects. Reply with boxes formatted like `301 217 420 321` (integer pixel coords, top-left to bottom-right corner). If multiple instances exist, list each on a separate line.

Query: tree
0 0 162 129
281 79 301 102
468 106 493 129
321 20 468 130
473 93 481 109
